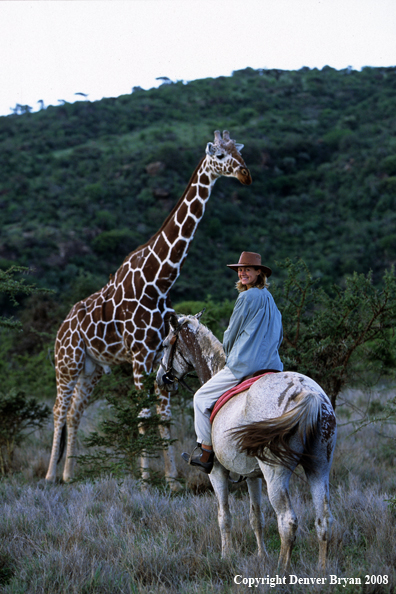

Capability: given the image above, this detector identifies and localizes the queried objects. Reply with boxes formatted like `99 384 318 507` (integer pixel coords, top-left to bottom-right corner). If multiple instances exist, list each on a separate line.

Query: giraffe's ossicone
46 130 252 486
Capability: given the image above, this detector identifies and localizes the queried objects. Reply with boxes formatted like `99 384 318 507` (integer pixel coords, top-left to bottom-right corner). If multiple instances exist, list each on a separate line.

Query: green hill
1 65 396 307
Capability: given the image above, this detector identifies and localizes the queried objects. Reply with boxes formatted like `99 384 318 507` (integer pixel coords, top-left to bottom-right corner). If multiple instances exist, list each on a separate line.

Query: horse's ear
194 308 206 322
169 313 179 330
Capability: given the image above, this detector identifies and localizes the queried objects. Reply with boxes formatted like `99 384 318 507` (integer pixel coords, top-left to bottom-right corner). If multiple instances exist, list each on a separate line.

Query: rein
161 325 198 394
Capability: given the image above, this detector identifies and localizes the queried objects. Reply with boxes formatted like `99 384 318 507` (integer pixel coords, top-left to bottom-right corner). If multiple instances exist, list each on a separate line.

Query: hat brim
227 264 272 277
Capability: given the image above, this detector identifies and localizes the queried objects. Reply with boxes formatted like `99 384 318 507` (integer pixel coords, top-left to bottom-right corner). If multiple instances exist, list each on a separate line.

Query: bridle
161 313 204 394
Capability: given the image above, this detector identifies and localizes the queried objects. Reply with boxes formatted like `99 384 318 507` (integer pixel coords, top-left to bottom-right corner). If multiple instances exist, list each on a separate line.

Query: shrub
76 370 174 483
0 266 51 330
273 258 396 408
0 389 50 475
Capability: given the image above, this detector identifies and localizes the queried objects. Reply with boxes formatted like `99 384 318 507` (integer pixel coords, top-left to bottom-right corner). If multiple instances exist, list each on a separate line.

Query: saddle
209 369 279 423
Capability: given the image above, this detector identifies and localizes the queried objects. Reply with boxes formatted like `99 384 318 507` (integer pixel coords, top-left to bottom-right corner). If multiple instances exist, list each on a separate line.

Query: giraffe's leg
137 388 180 490
46 375 78 483
246 477 267 559
258 461 298 573
138 406 152 483
47 324 88 482
154 382 181 491
63 367 103 482
209 461 232 557
134 355 180 489
133 360 154 484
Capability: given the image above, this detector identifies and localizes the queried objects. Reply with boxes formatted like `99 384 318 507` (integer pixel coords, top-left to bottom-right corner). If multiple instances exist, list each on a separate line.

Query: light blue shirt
223 287 283 379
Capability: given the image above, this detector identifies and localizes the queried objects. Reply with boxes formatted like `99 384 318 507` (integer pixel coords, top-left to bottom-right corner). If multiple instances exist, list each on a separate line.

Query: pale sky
0 0 395 116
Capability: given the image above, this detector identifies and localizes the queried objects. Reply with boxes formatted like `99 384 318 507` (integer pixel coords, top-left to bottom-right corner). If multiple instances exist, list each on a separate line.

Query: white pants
194 366 240 446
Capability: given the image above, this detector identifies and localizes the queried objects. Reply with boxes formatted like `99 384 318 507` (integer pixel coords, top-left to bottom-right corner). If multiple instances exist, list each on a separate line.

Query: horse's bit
161 322 197 394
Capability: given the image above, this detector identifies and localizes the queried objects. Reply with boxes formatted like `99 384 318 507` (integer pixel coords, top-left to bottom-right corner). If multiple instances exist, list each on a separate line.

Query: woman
182 251 283 474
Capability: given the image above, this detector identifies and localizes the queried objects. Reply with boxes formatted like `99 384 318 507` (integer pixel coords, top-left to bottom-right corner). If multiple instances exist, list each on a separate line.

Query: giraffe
45 130 252 487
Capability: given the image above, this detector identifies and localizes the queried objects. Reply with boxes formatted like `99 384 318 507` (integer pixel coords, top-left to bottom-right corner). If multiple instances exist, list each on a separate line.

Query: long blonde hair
236 269 269 292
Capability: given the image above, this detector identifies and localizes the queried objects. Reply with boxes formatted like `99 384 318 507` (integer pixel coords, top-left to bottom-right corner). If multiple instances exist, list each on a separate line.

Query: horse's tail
57 424 67 464
230 390 322 471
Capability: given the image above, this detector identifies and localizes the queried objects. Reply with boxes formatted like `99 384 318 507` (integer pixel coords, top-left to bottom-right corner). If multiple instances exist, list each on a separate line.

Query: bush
76 370 174 483
0 389 50 475
273 258 396 407
91 229 140 256
174 297 234 340
0 266 51 330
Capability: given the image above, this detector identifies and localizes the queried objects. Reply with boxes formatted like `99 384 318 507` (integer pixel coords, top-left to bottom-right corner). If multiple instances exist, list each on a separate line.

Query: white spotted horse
156 312 337 571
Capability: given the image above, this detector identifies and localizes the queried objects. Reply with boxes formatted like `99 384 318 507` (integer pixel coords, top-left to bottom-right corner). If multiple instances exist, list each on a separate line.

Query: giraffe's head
205 130 252 185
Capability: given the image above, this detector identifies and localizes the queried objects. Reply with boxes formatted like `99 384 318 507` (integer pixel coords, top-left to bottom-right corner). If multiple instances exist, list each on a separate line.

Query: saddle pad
210 372 274 423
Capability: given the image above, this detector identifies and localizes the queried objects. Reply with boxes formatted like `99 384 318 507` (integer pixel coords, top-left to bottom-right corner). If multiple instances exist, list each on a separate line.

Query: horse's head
156 310 205 393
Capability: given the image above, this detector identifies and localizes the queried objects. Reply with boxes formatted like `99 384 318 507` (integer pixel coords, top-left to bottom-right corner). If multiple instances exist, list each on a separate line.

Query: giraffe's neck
123 156 218 294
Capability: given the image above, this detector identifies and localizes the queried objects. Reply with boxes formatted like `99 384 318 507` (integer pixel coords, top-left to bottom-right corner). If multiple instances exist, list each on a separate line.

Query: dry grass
1 387 396 593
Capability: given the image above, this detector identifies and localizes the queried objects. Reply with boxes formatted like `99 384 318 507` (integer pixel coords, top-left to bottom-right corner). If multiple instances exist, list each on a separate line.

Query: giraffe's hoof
166 477 184 492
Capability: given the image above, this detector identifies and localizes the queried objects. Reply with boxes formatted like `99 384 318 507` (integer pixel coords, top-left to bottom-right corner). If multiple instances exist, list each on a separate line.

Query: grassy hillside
1 66 396 309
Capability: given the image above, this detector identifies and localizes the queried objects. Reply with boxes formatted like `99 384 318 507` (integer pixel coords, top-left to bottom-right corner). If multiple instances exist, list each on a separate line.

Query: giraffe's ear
235 143 244 153
206 142 216 156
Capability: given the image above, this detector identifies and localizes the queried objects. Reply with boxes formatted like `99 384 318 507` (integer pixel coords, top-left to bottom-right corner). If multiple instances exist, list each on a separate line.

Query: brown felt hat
227 251 272 277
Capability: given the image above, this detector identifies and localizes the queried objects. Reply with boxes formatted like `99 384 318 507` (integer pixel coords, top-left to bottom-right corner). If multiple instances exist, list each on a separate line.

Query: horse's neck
195 325 226 384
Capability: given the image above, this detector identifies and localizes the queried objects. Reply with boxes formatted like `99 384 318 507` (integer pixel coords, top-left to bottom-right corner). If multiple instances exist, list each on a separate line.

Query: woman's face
238 266 261 288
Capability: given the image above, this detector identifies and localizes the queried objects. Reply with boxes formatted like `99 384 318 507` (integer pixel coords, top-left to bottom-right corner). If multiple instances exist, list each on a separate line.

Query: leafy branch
273 259 396 408
0 390 50 475
75 369 175 483
0 266 52 330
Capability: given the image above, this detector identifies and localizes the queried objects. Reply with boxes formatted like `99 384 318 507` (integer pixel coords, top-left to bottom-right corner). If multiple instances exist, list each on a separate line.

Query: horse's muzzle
162 371 176 385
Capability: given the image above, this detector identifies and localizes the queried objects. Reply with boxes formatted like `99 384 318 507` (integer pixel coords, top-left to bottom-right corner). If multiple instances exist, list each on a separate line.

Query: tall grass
1 388 396 593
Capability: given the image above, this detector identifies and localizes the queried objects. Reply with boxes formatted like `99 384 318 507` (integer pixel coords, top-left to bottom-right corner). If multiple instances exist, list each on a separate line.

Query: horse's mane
196 322 226 375
179 315 226 376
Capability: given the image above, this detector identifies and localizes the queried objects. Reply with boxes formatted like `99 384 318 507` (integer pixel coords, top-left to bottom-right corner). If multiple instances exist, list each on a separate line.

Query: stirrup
181 443 214 474
188 444 202 464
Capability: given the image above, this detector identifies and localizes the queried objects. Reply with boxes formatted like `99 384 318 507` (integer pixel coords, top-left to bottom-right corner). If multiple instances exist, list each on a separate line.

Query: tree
0 389 50 475
0 267 52 474
273 259 396 408
0 266 50 330
76 370 174 483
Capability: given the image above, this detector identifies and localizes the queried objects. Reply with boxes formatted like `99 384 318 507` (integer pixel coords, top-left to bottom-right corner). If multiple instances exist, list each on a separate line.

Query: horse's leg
63 366 103 482
305 468 334 571
259 461 297 573
209 462 232 557
305 405 337 570
246 477 267 558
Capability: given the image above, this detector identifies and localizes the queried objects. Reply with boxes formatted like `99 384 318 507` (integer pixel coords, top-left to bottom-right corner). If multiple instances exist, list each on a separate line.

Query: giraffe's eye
216 153 225 160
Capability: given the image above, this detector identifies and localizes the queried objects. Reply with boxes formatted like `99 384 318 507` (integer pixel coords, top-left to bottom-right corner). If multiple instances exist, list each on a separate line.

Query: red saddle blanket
209 372 274 423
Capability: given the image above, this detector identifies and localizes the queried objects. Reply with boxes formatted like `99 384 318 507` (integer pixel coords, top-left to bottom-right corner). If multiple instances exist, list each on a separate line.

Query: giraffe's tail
57 424 66 464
